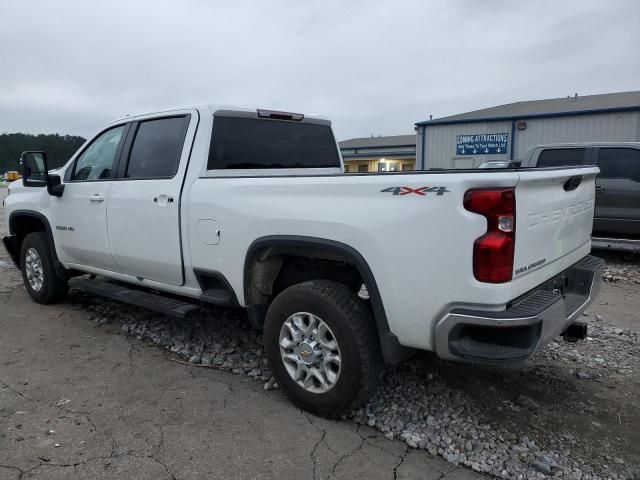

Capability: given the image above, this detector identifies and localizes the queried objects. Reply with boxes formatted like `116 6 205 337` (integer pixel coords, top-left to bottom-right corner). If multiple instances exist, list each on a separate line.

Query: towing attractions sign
456 133 508 155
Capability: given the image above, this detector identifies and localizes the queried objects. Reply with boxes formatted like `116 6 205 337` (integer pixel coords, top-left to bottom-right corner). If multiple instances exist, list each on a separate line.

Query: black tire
264 280 382 418
20 232 68 304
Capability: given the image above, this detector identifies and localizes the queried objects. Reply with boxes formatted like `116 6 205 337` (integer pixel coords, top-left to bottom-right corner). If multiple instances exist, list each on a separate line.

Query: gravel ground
65 257 640 480
599 251 640 285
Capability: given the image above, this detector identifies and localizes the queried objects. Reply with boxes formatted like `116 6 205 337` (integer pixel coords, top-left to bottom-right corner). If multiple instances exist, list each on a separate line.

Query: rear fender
244 235 412 365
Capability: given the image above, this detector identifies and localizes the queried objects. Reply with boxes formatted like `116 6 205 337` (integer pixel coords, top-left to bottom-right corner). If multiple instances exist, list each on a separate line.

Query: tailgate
513 166 599 279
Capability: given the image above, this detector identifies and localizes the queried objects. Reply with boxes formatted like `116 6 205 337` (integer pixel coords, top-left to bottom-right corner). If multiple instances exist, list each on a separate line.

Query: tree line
0 133 86 173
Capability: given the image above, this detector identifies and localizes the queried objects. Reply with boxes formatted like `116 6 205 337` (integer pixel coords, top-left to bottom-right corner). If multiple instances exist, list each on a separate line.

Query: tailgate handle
563 176 582 191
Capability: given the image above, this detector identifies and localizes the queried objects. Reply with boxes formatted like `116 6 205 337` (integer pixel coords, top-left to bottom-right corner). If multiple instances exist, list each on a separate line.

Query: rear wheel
264 280 382 418
20 232 68 304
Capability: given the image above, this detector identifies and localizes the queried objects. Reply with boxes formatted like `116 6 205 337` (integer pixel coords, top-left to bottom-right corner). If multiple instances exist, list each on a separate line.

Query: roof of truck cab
107 105 329 125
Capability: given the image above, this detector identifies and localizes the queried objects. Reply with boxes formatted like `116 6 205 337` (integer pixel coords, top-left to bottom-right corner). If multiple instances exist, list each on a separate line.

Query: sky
1 0 639 141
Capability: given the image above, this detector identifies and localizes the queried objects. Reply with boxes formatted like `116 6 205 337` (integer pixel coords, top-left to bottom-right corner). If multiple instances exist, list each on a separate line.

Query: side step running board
71 278 200 319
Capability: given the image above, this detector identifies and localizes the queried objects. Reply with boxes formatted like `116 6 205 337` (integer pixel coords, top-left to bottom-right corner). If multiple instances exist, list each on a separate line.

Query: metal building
415 90 640 169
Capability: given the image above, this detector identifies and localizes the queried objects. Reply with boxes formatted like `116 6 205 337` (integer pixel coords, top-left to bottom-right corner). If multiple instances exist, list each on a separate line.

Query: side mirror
20 151 65 197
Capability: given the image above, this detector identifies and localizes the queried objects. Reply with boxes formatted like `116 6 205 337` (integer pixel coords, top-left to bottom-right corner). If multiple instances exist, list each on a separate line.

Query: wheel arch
8 210 66 276
243 235 410 364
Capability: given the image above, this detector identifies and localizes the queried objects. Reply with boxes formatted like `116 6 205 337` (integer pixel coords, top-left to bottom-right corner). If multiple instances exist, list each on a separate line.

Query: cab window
536 148 585 167
598 148 640 181
208 117 340 170
71 125 126 181
124 116 190 179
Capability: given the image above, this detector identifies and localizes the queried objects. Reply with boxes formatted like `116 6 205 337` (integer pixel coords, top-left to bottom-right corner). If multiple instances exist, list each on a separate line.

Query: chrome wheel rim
25 247 44 292
279 312 342 393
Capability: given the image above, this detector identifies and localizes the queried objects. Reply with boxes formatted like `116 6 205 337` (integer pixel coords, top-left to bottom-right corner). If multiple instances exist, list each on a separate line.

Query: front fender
8 210 67 277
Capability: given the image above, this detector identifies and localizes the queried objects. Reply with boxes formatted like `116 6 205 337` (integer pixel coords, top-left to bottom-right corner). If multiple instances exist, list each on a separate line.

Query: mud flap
2 235 19 267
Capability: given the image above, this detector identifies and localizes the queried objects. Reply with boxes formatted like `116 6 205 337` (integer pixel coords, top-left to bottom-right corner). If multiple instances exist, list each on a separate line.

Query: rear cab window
208 115 340 171
536 148 586 167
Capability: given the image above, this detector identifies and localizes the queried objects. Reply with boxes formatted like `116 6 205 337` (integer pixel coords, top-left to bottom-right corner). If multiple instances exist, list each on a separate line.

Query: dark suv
520 143 640 243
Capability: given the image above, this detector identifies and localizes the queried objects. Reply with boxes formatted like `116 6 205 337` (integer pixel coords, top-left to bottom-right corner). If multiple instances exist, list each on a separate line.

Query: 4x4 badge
380 186 450 196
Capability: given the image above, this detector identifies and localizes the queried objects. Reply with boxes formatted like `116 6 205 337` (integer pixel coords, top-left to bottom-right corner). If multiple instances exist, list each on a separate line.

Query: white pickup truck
2 105 604 417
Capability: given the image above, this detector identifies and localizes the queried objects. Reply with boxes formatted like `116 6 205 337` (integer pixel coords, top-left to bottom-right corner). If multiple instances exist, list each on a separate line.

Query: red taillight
463 188 516 283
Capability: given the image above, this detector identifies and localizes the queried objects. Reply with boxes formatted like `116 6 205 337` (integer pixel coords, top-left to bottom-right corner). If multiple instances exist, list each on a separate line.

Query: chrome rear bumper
435 255 605 363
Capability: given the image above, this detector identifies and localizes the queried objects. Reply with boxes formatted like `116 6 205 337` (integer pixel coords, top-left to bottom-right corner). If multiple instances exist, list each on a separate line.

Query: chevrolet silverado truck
2 105 604 417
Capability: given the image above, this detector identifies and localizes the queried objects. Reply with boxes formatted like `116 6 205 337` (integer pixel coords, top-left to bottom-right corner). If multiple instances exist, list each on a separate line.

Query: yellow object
6 171 20 181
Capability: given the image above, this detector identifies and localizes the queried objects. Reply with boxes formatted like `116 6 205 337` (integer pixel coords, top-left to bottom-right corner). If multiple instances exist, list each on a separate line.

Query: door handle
595 185 605 194
89 194 105 202
153 195 174 205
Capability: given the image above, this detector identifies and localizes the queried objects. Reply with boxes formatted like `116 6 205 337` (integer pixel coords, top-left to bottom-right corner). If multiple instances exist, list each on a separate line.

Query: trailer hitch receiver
562 321 588 343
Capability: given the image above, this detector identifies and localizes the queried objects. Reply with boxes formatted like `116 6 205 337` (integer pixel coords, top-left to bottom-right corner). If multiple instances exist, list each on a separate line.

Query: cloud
0 0 638 140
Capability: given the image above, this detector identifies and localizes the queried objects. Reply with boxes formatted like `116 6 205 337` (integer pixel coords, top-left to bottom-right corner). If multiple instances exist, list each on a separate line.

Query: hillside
0 133 86 173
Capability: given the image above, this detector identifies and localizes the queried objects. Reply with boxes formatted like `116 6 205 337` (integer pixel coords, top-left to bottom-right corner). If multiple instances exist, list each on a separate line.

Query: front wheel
20 232 68 304
263 280 382 418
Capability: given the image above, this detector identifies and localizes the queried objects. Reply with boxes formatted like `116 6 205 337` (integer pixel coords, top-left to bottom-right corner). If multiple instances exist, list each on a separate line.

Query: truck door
593 147 640 236
51 124 129 272
106 112 196 286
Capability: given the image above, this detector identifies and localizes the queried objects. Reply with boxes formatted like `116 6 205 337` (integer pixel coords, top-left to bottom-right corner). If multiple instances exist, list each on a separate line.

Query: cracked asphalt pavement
0 188 481 479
